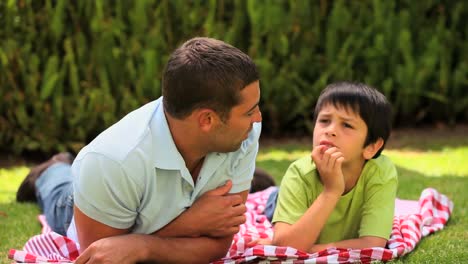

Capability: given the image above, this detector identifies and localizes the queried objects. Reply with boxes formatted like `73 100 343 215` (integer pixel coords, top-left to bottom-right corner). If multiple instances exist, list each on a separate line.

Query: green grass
0 167 41 263
1 130 468 263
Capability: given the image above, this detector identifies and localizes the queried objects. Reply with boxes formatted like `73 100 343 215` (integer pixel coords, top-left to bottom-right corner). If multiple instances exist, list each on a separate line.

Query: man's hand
186 180 247 237
75 234 146 264
311 145 345 195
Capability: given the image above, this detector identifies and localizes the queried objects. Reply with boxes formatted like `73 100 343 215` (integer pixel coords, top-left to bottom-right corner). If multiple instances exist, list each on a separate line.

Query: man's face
212 81 262 152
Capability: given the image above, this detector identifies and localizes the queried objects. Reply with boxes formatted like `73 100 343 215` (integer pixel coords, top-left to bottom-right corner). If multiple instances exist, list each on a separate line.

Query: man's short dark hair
313 82 393 158
162 37 259 121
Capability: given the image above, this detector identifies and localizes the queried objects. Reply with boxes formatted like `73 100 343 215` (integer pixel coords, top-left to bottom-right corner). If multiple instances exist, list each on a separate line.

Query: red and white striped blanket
8 187 453 263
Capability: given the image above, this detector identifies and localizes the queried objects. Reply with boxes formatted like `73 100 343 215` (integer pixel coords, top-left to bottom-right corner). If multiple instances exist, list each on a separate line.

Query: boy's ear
363 138 384 160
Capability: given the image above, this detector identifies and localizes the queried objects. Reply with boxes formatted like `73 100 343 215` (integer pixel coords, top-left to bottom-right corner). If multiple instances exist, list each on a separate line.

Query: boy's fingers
330 152 343 168
246 239 258 247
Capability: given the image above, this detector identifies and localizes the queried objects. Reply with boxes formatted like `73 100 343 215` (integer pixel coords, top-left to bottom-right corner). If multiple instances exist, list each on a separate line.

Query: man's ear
197 109 216 132
363 138 384 160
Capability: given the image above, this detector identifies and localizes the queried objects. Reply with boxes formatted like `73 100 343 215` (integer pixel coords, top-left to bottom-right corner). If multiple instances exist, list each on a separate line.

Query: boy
269 82 397 252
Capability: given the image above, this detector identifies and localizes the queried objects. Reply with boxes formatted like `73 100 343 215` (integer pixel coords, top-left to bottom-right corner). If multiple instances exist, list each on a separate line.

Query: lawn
1 126 467 263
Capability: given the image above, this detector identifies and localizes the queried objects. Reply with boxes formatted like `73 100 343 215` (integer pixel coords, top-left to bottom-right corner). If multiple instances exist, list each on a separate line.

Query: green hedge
1 0 467 154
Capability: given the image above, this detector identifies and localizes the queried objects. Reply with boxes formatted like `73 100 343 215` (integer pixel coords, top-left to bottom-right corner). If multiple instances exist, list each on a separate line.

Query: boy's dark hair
250 168 276 193
162 37 259 121
313 82 392 159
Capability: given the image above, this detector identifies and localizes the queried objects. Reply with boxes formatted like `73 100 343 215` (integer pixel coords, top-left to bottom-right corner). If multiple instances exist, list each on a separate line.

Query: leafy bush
1 0 467 154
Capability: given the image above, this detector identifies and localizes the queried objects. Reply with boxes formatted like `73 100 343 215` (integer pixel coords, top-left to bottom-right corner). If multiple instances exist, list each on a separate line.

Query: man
17 37 262 263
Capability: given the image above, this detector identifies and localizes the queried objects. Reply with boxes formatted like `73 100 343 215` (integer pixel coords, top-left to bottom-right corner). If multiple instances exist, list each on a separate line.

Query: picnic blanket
9 187 453 263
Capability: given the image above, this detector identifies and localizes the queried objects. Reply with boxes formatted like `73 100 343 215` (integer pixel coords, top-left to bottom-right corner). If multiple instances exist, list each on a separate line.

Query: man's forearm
75 230 233 264
140 234 233 263
153 210 200 238
155 189 249 239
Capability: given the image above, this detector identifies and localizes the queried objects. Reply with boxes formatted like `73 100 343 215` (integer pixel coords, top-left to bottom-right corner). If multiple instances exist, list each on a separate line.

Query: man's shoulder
243 122 262 147
231 122 261 157
80 99 162 162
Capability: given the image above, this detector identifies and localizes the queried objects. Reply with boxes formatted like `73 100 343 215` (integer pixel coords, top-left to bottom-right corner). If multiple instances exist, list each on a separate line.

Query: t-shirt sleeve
229 122 261 194
359 158 398 239
272 158 314 225
72 152 141 230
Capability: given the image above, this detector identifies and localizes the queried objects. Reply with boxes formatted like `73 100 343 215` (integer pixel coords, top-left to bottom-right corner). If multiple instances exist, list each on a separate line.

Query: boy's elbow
272 234 289 247
362 236 387 248
272 236 310 252
375 239 387 248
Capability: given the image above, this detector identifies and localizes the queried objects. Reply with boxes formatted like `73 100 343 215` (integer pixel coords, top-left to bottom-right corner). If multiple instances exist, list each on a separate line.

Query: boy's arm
273 146 345 252
75 184 248 264
309 158 398 252
309 236 387 252
273 190 341 251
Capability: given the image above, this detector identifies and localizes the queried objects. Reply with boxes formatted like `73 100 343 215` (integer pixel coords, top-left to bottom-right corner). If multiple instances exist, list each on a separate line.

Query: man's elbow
204 236 233 263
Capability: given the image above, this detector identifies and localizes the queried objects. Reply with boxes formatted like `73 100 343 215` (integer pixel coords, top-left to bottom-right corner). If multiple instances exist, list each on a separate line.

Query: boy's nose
325 125 337 137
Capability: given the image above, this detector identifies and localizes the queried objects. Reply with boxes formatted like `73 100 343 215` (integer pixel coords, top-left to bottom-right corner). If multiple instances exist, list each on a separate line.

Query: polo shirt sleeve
73 152 141 230
359 156 398 239
229 122 261 194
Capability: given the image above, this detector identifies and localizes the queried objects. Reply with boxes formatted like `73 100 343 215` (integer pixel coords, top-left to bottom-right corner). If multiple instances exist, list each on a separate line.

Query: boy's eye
344 123 353 128
318 119 329 123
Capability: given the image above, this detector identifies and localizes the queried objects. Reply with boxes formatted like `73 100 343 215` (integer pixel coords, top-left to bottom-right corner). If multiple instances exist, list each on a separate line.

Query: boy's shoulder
290 155 316 170
362 155 398 183
287 155 318 179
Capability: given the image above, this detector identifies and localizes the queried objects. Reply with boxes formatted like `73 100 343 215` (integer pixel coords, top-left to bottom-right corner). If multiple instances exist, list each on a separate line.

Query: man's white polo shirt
70 97 261 237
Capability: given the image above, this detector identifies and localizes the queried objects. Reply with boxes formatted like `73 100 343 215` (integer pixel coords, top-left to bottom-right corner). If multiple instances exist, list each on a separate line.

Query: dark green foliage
1 0 467 154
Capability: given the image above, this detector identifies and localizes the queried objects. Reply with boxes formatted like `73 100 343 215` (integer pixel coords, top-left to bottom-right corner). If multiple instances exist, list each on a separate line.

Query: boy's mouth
319 140 336 149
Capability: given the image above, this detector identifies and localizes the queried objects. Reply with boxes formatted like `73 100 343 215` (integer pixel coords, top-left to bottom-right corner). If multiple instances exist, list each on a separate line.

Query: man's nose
253 110 262 123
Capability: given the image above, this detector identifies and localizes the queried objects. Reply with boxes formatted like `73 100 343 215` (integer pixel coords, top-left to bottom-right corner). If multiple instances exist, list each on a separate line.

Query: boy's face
313 103 370 164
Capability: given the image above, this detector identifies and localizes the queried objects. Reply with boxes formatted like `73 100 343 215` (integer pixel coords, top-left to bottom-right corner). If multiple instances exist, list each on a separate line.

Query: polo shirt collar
150 98 229 187
151 98 186 170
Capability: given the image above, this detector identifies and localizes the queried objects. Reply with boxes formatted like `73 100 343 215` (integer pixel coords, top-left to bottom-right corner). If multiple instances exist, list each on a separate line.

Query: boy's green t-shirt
272 155 398 244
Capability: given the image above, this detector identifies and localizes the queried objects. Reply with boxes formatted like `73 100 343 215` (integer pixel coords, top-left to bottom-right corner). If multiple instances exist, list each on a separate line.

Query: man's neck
165 111 207 180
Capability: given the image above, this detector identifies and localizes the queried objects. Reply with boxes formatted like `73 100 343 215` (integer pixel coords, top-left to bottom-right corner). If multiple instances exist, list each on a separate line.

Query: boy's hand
246 237 272 247
311 145 345 195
